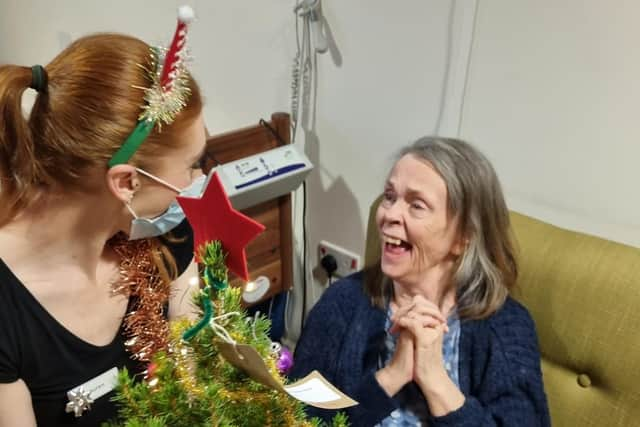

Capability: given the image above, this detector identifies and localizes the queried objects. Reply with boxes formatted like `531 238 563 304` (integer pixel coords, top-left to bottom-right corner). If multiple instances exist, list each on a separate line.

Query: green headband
107 120 155 167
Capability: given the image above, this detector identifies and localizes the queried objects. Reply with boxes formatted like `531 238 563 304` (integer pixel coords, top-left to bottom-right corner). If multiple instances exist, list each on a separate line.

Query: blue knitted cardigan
290 272 551 427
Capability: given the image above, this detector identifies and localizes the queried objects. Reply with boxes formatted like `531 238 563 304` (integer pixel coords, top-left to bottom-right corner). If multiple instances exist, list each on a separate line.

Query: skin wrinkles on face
376 154 464 305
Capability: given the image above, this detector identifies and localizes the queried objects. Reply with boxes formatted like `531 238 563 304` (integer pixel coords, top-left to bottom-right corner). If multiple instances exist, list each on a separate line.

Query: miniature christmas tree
107 240 348 427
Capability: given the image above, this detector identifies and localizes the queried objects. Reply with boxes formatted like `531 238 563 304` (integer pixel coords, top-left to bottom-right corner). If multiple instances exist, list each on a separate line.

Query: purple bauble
273 343 294 374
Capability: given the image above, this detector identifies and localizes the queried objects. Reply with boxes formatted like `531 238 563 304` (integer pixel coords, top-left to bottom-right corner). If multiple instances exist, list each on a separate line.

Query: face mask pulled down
126 169 209 240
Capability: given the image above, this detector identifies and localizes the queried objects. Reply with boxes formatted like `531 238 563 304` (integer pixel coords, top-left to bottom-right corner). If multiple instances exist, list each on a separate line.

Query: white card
284 377 341 403
69 367 118 400
283 371 358 409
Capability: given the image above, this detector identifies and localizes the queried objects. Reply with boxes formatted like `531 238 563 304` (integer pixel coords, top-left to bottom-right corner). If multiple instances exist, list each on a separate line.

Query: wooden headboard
203 113 293 305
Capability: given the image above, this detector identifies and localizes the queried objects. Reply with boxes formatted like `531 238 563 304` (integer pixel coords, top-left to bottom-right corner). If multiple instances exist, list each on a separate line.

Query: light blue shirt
377 306 461 427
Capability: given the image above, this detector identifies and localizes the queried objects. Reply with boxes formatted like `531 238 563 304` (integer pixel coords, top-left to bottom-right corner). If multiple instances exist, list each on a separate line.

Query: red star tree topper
177 172 265 280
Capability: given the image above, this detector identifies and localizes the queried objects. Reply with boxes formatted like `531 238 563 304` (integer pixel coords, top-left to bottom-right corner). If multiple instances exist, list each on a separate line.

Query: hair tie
30 65 48 93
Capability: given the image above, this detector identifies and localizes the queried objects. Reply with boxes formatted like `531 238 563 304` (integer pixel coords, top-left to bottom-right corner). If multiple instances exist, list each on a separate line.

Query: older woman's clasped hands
378 295 463 416
391 296 449 372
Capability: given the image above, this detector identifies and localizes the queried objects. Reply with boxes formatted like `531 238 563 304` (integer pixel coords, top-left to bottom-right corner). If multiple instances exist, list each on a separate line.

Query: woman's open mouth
382 234 412 258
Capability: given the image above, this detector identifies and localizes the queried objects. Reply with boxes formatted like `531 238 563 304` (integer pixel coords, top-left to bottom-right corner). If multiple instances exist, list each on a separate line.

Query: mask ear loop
125 196 139 219
135 168 182 193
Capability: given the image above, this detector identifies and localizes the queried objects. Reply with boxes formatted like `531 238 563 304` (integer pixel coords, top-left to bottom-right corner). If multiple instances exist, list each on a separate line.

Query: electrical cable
291 0 303 143
457 0 480 137
300 179 307 329
259 119 287 146
290 0 311 334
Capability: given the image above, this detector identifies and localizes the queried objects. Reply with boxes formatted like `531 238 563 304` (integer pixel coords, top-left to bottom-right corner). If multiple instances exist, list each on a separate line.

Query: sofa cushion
510 211 640 426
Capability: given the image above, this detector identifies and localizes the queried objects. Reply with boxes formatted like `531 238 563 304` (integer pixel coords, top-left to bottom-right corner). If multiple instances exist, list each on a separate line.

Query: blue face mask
126 169 208 240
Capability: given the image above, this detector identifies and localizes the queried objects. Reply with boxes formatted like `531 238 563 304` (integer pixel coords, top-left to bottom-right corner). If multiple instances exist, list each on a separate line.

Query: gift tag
217 342 357 409
217 342 284 391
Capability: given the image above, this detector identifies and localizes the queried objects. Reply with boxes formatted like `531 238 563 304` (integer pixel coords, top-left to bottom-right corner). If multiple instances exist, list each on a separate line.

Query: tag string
210 312 241 345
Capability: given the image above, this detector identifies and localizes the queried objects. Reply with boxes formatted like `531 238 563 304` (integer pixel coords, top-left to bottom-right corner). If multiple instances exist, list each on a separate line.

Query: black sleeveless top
0 220 194 426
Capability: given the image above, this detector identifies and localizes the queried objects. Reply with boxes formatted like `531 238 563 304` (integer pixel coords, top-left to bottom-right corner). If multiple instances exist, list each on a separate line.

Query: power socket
318 240 361 278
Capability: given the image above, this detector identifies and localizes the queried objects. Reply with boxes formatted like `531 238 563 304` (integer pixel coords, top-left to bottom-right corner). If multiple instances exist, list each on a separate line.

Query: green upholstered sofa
364 202 640 426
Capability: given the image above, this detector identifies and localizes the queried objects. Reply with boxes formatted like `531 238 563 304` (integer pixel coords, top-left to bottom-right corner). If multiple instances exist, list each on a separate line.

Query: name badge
65 367 118 417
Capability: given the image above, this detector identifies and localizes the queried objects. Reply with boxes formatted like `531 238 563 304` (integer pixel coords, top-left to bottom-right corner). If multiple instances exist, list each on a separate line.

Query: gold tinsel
111 235 172 362
134 47 192 128
169 321 204 399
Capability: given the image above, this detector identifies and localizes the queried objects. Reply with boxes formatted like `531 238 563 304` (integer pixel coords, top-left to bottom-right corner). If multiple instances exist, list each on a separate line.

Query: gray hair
366 137 518 320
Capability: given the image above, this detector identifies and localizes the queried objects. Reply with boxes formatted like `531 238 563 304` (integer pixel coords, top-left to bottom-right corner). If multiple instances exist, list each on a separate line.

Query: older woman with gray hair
290 137 551 426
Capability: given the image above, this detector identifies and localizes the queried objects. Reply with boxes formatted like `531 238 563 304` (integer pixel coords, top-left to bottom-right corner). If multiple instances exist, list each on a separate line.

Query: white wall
292 0 476 340
460 0 640 248
0 0 296 128
3 0 637 345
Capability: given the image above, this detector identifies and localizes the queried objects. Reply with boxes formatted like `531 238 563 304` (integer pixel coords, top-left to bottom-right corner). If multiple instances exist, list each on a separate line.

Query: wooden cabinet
203 113 293 305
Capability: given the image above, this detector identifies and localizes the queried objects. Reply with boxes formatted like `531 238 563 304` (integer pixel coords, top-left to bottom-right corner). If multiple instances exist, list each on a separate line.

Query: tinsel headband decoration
108 5 195 167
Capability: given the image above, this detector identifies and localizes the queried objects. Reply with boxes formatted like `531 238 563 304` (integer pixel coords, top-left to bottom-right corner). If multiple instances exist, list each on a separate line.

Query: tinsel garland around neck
110 234 172 362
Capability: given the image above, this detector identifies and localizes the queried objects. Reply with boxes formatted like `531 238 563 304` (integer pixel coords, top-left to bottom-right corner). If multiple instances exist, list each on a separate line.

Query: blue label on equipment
235 163 307 190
